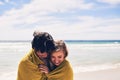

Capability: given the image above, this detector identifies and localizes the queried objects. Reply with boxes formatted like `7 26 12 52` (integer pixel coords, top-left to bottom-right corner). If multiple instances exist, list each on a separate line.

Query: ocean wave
67 43 120 50
73 63 120 73
0 71 17 80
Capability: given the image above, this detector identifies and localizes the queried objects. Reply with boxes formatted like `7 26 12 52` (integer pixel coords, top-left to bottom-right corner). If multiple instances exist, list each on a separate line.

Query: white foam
73 63 120 73
0 71 17 80
67 43 120 50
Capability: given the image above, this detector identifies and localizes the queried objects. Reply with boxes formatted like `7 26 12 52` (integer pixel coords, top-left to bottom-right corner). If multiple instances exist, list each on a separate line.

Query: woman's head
32 31 55 58
50 40 68 66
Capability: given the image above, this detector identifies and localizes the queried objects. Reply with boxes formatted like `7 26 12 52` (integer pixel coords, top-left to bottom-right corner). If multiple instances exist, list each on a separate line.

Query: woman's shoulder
63 59 70 64
64 59 73 69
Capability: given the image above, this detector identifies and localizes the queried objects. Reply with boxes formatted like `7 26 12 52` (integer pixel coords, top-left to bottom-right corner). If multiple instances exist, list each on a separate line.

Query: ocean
0 40 120 80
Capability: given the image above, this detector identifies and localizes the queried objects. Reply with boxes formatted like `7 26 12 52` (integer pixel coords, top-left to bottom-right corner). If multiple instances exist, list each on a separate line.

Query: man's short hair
32 32 55 53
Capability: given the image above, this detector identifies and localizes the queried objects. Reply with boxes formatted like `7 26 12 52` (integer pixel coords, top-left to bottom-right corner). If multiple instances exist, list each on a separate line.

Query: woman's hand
38 64 49 74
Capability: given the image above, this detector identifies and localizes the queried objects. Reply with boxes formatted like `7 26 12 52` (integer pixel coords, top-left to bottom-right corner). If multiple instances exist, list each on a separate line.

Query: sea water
0 41 31 80
0 40 120 80
66 40 120 73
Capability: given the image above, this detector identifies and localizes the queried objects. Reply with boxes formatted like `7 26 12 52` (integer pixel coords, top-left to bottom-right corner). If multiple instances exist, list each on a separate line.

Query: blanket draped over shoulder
17 49 73 80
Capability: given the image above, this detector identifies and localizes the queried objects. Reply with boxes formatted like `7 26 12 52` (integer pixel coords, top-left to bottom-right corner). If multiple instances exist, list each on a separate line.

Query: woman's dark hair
32 31 55 53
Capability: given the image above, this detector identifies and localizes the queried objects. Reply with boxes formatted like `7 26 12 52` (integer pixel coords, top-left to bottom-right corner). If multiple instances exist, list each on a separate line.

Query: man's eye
51 56 55 58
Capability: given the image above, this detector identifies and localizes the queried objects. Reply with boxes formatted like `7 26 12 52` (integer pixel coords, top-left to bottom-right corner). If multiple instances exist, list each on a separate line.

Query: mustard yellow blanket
17 49 73 80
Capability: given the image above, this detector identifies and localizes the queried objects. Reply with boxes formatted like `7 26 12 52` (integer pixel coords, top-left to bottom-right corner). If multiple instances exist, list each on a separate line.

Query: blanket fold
17 49 73 80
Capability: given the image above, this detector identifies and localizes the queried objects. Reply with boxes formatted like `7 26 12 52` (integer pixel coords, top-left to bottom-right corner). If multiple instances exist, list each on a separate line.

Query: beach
0 40 120 80
1 68 120 80
74 68 120 80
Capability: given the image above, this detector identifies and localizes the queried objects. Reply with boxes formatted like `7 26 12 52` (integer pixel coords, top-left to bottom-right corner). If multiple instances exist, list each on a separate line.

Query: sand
74 68 120 80
1 68 120 80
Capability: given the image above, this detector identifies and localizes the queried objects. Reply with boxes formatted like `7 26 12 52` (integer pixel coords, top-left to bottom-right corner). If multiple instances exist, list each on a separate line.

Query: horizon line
0 40 120 42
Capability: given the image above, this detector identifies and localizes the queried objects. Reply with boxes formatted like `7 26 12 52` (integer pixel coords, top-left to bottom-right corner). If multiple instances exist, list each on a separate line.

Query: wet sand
74 68 120 80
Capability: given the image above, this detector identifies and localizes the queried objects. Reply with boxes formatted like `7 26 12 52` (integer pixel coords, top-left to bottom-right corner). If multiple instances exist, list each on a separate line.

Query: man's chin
39 57 47 60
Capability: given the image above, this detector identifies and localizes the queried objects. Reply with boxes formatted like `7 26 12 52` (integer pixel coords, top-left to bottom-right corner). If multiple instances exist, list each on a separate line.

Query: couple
17 31 73 80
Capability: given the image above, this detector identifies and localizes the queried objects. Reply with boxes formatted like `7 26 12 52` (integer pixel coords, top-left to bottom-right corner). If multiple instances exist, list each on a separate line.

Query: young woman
39 40 73 80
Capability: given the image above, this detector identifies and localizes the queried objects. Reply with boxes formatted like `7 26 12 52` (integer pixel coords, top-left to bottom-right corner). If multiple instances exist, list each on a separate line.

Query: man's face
36 51 48 59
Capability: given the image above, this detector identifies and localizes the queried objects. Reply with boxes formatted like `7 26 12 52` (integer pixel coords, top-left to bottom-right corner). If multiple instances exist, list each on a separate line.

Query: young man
17 31 55 80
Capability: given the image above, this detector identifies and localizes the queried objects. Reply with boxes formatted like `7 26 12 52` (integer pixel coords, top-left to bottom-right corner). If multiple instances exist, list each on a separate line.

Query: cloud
5 0 94 15
0 0 120 40
1 0 94 28
97 0 120 5
32 16 120 40
5 0 10 3
0 1 4 5
29 0 94 12
79 16 120 33
0 0 16 5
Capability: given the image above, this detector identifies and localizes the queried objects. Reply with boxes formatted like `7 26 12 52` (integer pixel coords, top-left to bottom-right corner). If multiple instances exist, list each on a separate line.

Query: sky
0 0 120 40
